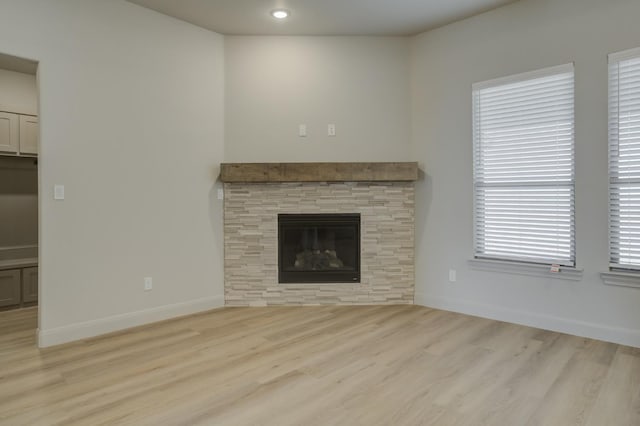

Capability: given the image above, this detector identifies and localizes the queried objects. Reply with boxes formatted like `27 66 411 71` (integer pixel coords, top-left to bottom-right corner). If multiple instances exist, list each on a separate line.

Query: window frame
472 63 576 267
608 47 640 272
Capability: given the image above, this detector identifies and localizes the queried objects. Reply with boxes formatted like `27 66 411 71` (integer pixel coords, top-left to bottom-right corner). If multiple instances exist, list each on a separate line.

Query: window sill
600 271 640 289
468 258 583 281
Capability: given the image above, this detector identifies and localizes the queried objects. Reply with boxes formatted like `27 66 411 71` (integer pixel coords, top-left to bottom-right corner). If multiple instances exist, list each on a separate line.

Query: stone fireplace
221 162 417 306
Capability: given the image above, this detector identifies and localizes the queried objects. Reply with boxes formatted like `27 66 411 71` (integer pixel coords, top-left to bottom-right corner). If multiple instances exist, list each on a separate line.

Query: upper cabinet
0 112 37 156
0 66 38 157
0 112 19 154
19 115 38 156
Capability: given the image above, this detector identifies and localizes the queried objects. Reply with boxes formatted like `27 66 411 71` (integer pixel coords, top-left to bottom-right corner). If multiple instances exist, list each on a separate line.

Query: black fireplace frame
278 213 361 284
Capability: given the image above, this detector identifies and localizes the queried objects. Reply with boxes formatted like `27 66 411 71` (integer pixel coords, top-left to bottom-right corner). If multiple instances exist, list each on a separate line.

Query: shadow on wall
415 169 432 255
208 164 225 280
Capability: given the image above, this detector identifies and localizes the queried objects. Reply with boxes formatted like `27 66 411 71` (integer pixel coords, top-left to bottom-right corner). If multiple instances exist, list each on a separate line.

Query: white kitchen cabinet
0 112 19 154
19 115 38 155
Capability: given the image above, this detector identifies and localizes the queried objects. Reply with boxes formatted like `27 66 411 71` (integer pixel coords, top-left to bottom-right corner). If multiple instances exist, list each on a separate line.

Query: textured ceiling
127 0 518 36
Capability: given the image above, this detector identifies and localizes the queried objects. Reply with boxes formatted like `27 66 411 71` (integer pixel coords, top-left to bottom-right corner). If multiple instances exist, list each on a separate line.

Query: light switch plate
54 184 65 200
217 188 224 200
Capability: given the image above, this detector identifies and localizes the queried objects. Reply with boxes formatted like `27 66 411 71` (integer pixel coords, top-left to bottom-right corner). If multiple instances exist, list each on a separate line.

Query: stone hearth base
223 182 415 306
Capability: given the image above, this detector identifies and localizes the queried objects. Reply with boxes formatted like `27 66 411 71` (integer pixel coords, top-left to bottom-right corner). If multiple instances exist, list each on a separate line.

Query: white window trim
469 258 583 281
472 62 576 268
600 271 640 289
601 46 640 287
609 46 640 64
472 63 575 91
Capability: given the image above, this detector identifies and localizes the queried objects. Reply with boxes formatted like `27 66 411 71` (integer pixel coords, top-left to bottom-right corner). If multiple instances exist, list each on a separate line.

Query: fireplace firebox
278 213 360 283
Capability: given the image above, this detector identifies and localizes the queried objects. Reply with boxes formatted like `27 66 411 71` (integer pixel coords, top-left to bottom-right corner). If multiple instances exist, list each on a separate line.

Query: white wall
411 0 640 346
0 68 37 115
0 0 225 346
2 0 637 348
225 36 411 162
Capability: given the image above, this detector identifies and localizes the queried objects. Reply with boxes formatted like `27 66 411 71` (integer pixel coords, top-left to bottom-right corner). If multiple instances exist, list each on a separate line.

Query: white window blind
473 64 575 266
609 48 640 270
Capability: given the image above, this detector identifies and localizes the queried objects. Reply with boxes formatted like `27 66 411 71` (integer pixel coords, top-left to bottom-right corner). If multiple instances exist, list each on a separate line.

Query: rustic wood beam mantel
220 162 419 183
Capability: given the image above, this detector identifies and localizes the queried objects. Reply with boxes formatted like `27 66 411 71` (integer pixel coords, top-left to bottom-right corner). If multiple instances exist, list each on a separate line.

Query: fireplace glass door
278 214 360 283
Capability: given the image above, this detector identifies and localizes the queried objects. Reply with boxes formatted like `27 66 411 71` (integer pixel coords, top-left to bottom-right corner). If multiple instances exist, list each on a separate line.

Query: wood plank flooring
1 305 639 425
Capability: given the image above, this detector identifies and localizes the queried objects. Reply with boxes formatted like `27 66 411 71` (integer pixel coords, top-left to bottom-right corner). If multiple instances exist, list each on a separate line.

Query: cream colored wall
3 0 637 348
0 0 225 345
411 0 640 346
0 68 37 115
224 36 411 162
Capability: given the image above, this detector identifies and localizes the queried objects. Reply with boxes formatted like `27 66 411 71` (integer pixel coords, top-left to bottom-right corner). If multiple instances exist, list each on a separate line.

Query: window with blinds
473 64 575 266
609 48 640 270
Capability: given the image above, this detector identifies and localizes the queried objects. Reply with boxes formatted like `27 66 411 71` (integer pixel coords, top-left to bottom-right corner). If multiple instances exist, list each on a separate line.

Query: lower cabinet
0 267 38 308
0 269 21 308
22 267 38 303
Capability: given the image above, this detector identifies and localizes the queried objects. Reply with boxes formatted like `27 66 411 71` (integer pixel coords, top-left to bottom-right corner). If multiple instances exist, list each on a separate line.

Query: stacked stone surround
223 181 415 306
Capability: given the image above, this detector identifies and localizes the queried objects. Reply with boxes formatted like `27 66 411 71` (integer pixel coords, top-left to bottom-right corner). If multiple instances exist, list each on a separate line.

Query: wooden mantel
219 162 419 183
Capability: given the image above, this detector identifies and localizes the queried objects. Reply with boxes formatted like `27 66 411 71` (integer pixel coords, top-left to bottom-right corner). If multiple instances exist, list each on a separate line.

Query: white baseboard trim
415 292 640 348
38 295 225 348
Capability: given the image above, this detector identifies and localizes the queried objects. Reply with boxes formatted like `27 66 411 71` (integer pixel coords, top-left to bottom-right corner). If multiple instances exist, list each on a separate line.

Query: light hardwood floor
1 305 639 425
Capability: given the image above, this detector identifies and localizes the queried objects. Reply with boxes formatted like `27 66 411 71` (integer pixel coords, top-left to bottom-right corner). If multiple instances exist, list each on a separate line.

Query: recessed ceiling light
271 9 290 20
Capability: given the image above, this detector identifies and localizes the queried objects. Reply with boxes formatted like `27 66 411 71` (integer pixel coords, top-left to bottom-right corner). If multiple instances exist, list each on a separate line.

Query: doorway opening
0 52 40 337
